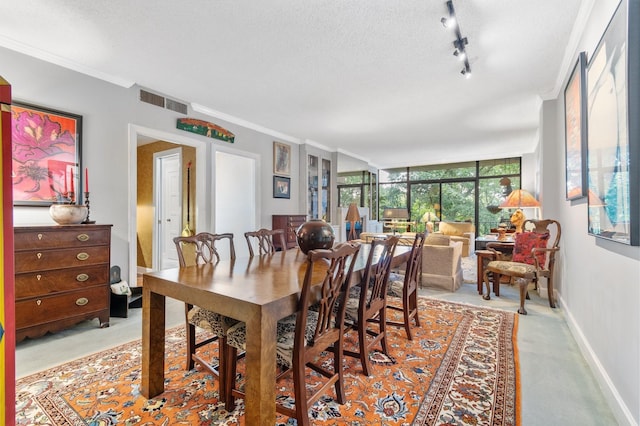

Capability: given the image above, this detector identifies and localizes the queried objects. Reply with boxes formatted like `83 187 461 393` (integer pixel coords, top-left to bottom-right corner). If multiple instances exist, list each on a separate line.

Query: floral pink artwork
11 104 80 204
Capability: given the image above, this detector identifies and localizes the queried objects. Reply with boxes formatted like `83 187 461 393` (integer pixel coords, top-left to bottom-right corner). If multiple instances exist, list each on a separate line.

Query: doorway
214 149 258 259
154 149 182 270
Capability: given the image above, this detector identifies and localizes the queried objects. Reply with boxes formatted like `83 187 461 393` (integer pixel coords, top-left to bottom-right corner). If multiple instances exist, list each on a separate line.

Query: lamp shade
421 212 440 223
382 208 409 219
345 203 361 222
499 189 540 209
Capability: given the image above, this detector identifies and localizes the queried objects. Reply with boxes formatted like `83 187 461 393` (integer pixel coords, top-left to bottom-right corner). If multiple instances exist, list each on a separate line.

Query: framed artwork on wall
273 141 291 176
564 51 588 201
586 0 639 245
273 176 291 199
11 102 83 206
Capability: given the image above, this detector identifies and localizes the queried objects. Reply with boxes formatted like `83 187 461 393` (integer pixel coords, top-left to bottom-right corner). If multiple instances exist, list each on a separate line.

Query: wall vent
165 98 188 114
139 89 187 115
139 89 165 108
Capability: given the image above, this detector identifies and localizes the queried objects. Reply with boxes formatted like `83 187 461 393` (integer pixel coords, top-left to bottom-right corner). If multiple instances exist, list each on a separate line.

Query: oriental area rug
16 298 519 425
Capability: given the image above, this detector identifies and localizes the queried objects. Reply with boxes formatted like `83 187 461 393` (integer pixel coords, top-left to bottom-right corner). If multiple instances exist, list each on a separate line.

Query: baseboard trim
559 294 636 426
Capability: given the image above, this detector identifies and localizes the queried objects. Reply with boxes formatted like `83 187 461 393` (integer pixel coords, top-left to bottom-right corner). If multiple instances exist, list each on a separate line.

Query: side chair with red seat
482 219 561 315
222 242 361 425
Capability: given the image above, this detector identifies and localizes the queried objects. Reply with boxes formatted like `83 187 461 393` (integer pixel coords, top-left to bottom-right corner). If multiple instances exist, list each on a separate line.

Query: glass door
308 155 318 219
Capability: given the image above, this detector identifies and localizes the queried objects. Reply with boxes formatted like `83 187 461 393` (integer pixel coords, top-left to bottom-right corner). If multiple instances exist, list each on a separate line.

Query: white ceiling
0 0 587 168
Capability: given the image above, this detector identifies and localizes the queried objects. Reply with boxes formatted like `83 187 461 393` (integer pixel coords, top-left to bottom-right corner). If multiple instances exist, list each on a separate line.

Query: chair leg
333 342 346 404
403 303 413 341
547 276 556 309
482 270 492 300
358 323 371 377
186 323 196 371
518 279 529 315
379 308 389 356
410 290 420 328
293 358 310 426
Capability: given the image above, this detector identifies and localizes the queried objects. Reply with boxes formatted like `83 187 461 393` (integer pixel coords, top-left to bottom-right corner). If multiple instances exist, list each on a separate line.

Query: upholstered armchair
420 234 464 292
436 221 475 256
361 232 464 292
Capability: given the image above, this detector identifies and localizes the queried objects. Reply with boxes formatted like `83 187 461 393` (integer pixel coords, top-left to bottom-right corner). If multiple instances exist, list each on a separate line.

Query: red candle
70 168 74 193
85 167 89 192
64 171 68 194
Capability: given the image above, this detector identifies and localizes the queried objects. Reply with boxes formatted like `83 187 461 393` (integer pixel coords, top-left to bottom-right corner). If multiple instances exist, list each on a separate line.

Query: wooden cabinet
272 215 306 250
14 224 112 342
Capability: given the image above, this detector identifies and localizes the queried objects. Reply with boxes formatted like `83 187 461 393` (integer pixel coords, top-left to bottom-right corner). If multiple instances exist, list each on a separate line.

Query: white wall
542 0 640 424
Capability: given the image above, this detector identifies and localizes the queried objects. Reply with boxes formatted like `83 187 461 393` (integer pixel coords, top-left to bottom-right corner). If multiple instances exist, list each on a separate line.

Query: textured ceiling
0 0 585 168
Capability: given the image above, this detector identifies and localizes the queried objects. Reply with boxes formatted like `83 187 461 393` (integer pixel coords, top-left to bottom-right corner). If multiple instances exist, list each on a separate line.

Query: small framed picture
273 141 291 176
273 175 290 199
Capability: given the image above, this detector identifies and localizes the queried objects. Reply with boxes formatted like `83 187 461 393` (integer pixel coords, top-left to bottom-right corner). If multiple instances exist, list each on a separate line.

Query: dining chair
343 235 399 376
222 242 361 424
482 219 561 315
244 228 287 256
173 232 240 397
386 231 425 340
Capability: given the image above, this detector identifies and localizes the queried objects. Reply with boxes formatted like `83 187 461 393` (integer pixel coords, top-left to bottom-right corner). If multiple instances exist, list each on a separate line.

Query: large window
337 170 378 220
374 158 521 235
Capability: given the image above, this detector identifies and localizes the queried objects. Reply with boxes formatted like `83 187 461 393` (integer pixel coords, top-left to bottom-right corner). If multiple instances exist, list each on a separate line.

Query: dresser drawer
14 228 111 251
15 286 109 329
15 265 109 298
15 246 110 273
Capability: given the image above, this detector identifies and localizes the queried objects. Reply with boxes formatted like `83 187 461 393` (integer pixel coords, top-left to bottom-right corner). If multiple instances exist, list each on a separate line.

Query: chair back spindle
244 228 286 256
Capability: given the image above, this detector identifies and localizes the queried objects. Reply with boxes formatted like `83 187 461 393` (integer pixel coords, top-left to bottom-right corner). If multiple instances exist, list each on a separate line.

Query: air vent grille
165 98 188 114
139 89 187 115
139 89 164 107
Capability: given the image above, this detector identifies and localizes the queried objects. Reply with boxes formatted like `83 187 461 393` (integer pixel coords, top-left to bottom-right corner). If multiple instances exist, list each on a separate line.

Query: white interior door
215 151 256 259
156 151 182 269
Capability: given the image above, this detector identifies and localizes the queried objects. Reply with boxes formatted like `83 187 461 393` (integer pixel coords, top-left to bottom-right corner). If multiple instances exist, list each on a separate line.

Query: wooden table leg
244 309 277 425
141 286 166 398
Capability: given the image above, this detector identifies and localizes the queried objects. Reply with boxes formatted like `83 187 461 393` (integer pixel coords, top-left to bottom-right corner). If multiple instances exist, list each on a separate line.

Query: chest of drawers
14 224 112 342
272 214 307 250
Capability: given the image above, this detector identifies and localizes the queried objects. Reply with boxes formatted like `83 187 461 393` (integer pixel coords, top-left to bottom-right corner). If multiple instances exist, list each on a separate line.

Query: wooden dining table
141 244 411 425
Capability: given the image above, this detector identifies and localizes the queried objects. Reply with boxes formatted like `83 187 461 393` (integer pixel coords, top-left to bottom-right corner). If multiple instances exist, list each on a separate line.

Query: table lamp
345 203 361 240
421 211 439 233
499 189 540 232
382 208 409 234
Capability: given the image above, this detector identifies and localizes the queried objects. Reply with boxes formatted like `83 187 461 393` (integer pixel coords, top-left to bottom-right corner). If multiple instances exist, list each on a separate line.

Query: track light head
441 16 456 29
453 49 466 61
461 63 472 78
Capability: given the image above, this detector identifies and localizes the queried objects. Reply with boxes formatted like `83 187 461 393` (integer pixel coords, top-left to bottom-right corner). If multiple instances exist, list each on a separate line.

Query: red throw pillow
512 232 549 266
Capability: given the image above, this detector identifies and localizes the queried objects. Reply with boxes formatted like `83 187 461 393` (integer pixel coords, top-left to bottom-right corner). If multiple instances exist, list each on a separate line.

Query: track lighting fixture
442 0 471 78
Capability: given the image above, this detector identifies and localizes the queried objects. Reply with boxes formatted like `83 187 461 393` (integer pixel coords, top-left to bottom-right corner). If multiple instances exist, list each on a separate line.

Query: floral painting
11 102 82 205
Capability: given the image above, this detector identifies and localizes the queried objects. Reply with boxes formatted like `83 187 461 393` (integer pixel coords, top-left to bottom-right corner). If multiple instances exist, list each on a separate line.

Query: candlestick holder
82 191 96 224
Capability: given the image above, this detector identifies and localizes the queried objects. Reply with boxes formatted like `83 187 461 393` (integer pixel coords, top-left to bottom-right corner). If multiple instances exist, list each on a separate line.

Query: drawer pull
76 273 89 282
77 233 90 242
75 297 89 306
37 274 42 281
36 299 42 306
38 233 43 240
37 253 42 259
77 252 89 261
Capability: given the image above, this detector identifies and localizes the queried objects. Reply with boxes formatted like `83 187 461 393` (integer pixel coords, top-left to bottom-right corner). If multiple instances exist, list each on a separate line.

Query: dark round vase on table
296 219 335 254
